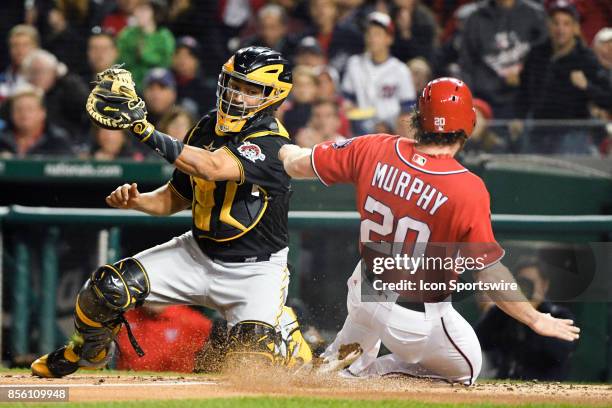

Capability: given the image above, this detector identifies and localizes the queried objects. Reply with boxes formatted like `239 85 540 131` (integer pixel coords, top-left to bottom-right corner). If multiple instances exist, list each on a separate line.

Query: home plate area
1 371 611 405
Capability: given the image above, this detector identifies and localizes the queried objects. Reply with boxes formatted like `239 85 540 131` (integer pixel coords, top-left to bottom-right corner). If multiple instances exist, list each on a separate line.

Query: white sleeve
397 62 416 111
341 55 359 97
397 63 416 100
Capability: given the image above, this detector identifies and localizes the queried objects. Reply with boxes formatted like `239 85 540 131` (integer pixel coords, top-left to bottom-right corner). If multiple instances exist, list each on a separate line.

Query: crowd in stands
0 0 609 159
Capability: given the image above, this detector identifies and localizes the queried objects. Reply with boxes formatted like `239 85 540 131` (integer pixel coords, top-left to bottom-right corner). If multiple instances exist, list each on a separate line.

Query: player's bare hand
106 183 141 209
530 312 580 342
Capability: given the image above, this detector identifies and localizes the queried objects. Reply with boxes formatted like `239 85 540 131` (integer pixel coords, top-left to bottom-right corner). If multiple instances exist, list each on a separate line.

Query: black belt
396 301 426 312
212 253 271 263
362 265 426 313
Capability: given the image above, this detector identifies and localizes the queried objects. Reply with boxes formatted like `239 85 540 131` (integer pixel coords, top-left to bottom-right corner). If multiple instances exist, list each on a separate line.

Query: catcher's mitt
86 65 146 130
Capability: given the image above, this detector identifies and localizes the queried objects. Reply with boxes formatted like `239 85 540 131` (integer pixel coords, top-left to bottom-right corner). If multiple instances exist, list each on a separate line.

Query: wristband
131 120 184 164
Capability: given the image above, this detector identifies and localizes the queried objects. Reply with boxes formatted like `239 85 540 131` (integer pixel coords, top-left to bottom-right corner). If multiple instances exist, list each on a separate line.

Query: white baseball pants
323 261 482 385
134 231 289 327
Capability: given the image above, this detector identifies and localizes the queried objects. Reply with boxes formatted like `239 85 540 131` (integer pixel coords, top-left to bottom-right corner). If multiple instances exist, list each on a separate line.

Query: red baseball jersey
311 134 504 269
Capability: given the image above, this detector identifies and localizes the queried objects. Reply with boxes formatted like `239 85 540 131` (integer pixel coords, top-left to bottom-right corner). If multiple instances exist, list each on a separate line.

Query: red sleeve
460 184 505 269
311 138 360 186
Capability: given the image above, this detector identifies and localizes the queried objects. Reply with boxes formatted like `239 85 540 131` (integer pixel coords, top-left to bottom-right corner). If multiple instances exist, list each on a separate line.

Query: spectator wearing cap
459 0 547 118
341 11 416 135
592 28 612 84
390 0 438 64
0 25 40 102
241 4 298 62
21 49 90 141
143 68 177 128
591 28 612 122
293 37 326 68
116 0 175 90
516 1 611 153
172 36 216 117
462 98 507 155
0 88 73 158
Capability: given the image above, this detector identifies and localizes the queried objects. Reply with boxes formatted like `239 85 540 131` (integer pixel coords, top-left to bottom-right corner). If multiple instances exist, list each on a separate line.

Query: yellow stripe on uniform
274 267 289 327
75 296 103 328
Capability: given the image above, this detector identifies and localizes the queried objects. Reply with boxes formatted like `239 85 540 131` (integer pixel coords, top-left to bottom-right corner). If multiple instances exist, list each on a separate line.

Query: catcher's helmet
417 77 476 137
216 46 292 134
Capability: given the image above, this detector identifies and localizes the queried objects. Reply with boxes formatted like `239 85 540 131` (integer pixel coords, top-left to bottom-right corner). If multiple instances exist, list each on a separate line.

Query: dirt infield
1 371 611 406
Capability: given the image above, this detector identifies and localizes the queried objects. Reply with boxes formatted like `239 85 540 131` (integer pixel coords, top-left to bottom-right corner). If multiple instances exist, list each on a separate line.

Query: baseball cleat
31 346 80 378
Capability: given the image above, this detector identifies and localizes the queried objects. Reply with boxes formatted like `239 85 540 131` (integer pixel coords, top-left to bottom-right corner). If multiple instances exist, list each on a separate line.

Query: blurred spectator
390 0 438 64
342 12 416 134
476 258 575 381
117 0 175 90
516 1 611 154
116 305 212 373
241 4 297 60
0 88 73 158
158 106 196 141
459 0 547 118
407 57 432 94
335 0 368 34
433 2 477 78
21 49 90 138
426 0 473 30
84 29 118 85
295 99 346 148
463 98 507 155
172 36 216 116
0 0 27 71
143 68 177 127
0 25 39 102
598 123 612 156
41 4 89 76
316 66 351 137
573 0 612 45
277 65 318 138
592 28 612 84
166 0 202 39
306 0 363 74
90 126 143 161
102 0 139 36
293 36 326 68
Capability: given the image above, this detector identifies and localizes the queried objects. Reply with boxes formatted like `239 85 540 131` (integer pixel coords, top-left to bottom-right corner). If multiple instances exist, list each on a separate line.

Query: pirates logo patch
237 142 266 163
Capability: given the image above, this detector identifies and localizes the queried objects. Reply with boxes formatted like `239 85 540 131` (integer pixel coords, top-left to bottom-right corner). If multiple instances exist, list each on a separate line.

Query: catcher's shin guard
225 321 283 368
74 257 150 362
33 258 150 378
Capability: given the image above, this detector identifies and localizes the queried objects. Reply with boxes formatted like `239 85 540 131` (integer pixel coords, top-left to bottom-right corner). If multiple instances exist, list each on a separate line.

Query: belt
212 254 271 263
396 301 426 312
362 265 426 313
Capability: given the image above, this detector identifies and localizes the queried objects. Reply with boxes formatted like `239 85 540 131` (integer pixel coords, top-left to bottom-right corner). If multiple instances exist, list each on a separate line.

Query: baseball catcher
32 47 312 377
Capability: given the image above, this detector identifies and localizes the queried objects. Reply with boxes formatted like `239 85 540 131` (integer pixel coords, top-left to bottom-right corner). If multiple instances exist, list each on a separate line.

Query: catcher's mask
216 46 292 134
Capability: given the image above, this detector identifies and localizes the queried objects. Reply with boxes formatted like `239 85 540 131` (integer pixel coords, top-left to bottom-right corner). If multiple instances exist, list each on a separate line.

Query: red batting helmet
417 77 476 137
